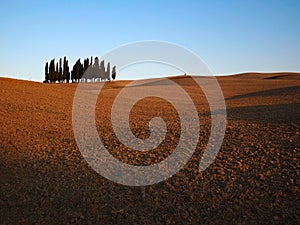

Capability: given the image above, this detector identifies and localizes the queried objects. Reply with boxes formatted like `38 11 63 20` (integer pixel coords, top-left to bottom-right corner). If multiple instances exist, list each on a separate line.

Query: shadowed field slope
0 73 299 224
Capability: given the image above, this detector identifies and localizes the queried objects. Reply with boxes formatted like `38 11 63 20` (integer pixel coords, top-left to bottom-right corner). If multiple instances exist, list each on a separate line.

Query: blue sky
0 0 299 81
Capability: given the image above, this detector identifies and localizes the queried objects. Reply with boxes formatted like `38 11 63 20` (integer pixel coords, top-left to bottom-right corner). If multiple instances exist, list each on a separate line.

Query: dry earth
0 73 299 224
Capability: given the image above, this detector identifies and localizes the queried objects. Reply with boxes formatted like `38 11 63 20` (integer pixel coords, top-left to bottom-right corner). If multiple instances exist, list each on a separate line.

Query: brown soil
0 73 299 224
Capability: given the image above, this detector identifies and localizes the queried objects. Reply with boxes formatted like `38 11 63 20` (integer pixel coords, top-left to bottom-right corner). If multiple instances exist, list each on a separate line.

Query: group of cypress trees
44 56 116 83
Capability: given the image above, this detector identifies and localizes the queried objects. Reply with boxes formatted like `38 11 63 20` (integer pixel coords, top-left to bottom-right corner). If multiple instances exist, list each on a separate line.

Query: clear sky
0 0 299 81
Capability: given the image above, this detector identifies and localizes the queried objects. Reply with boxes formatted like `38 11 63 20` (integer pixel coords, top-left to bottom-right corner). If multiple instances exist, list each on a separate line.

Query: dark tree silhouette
72 59 84 83
89 57 93 82
49 59 55 83
84 58 89 71
94 57 100 82
71 70 75 83
83 58 89 82
106 62 110 81
44 57 116 83
100 60 105 81
112 65 116 81
79 61 84 81
44 62 49 83
55 62 59 83
72 60 77 82
63 57 67 83
58 58 62 83
66 60 70 83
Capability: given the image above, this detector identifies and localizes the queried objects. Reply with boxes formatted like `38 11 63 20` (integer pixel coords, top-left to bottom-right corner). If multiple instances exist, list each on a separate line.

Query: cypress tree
89 57 93 81
44 62 49 83
100 60 105 81
80 61 84 82
106 62 110 81
49 59 55 83
66 60 70 83
112 65 116 81
49 60 52 82
84 58 89 71
84 58 90 82
73 59 82 82
73 60 77 82
94 57 100 82
55 62 59 83
58 58 62 83
72 61 76 82
63 57 67 83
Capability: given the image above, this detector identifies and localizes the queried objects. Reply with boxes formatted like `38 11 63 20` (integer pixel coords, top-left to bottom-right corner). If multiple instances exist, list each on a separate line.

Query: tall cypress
73 59 82 82
58 58 62 83
63 57 67 83
106 62 110 81
94 57 100 82
112 65 116 81
66 60 70 83
84 58 90 82
100 60 105 81
49 59 55 83
80 61 84 82
44 62 49 83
